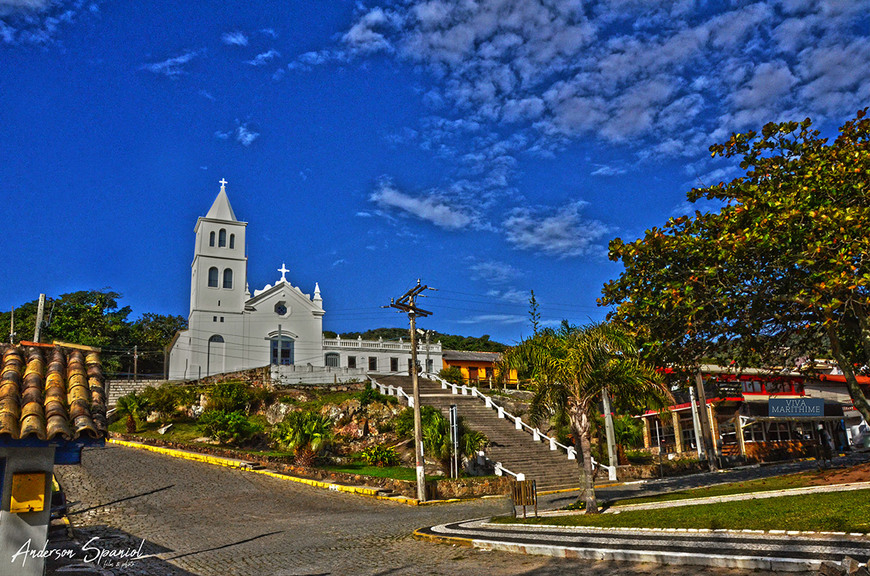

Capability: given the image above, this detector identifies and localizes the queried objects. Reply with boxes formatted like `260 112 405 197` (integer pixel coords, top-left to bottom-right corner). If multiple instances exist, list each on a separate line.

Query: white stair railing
423 372 617 479
368 376 413 408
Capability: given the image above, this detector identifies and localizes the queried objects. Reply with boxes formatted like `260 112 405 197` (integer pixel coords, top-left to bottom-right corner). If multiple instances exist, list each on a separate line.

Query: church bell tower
190 179 248 316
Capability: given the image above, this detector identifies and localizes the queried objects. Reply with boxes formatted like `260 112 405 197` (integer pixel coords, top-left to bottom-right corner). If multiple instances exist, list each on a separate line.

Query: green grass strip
495 489 870 533
613 470 830 506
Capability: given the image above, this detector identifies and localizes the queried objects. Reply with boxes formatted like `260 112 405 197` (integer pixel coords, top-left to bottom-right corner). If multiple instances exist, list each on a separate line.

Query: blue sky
2 0 869 345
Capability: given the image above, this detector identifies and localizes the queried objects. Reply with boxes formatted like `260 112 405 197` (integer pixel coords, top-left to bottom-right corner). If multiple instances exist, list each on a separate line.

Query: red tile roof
0 345 108 441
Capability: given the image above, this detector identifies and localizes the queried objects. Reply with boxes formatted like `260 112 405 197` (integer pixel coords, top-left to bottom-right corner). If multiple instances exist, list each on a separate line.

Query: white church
167 180 441 383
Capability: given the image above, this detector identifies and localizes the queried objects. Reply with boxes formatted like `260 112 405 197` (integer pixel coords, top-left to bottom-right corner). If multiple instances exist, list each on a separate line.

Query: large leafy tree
0 290 186 376
602 109 870 425
501 322 669 513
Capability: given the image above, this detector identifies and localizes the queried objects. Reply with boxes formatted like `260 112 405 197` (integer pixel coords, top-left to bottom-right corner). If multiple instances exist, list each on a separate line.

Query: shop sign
768 398 824 417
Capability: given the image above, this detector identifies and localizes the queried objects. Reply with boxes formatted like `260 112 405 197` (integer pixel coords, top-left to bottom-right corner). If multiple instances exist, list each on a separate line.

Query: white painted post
441 381 447 390
549 437 557 451
477 451 485 466
462 386 469 396
533 429 541 442
494 463 503 476
484 396 492 408
514 416 522 430
516 473 525 481
567 447 577 460
497 407 505 419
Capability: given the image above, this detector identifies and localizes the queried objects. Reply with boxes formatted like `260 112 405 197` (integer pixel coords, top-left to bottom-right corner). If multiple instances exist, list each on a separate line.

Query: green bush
206 381 251 412
198 410 262 445
139 383 195 421
358 383 397 407
360 445 400 467
438 366 464 385
270 411 333 454
395 407 488 469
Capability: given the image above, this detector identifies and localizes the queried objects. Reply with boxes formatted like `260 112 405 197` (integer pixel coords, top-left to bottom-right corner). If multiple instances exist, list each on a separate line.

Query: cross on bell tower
278 263 289 283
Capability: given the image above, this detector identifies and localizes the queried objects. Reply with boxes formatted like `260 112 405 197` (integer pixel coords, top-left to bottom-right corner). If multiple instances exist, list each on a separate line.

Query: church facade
168 181 441 383
168 181 326 381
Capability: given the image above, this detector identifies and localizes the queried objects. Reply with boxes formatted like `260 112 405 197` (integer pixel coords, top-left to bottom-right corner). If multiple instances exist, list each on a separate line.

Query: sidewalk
417 479 870 573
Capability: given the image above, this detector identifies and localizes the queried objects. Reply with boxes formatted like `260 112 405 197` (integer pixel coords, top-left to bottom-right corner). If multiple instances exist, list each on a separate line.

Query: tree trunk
572 407 598 514
694 371 718 472
827 322 870 425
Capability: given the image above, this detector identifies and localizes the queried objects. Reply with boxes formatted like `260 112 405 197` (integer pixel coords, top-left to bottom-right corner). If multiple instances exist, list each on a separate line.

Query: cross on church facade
219 178 227 191
278 263 289 283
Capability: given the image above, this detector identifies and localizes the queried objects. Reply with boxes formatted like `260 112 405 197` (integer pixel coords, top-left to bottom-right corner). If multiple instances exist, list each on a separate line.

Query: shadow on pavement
46 523 194 576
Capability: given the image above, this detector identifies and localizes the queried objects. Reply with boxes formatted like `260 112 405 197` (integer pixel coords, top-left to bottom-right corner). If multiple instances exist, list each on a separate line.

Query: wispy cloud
591 164 626 177
221 30 247 46
246 49 280 66
141 49 202 77
1 0 99 45
215 122 260 146
487 288 529 304
457 314 526 325
235 123 259 146
369 179 473 230
469 260 521 284
503 201 609 258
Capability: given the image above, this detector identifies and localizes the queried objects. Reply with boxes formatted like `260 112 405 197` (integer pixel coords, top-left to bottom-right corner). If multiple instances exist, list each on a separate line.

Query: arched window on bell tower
218 229 227 247
209 231 215 247
223 268 233 289
229 234 235 249
208 267 219 287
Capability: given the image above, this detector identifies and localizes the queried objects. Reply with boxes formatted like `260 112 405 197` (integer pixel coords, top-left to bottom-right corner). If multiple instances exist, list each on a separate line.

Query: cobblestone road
49 445 806 576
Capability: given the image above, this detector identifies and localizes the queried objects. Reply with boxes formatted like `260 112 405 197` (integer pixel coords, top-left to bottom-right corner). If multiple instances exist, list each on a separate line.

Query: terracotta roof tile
0 345 108 442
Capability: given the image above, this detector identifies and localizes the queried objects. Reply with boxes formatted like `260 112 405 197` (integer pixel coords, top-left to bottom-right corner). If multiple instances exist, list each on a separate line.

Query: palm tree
501 321 671 513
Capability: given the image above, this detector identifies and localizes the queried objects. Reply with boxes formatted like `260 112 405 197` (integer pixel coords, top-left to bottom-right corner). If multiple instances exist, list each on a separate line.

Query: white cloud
369 179 473 230
221 31 248 46
469 260 521 284
246 49 280 66
215 122 260 146
1 0 98 44
323 0 870 159
503 201 609 258
141 49 202 77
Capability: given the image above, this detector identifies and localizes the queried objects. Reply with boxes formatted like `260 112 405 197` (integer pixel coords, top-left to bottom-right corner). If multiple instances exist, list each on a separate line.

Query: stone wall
106 379 168 406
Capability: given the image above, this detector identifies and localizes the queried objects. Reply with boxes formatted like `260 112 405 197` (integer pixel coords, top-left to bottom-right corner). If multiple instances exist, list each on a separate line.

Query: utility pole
133 345 139 385
9 307 14 344
388 280 435 502
33 294 46 343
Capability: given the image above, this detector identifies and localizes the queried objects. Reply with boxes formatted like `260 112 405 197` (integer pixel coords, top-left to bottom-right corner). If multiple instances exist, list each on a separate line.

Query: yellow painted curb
110 439 386 499
413 528 474 547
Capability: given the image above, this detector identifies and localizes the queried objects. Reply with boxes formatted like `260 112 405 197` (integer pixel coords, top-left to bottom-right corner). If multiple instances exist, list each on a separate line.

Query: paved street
48 445 810 575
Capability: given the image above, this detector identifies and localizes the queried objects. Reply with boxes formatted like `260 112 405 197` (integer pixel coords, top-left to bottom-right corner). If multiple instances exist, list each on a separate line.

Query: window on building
390 357 399 372
348 356 357 369
271 337 294 366
468 367 479 382
209 231 215 247
742 380 763 394
368 357 377 371
208 267 219 287
426 359 433 373
218 228 227 247
229 234 235 249
223 268 233 289
220 317 224 322
325 353 340 367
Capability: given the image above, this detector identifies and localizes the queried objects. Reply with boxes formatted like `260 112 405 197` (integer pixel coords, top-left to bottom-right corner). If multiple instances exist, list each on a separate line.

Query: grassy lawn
494 489 870 533
611 470 833 507
110 419 204 443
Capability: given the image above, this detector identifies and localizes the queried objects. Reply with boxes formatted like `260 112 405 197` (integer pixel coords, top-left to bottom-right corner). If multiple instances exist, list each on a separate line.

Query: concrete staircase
376 375 582 492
